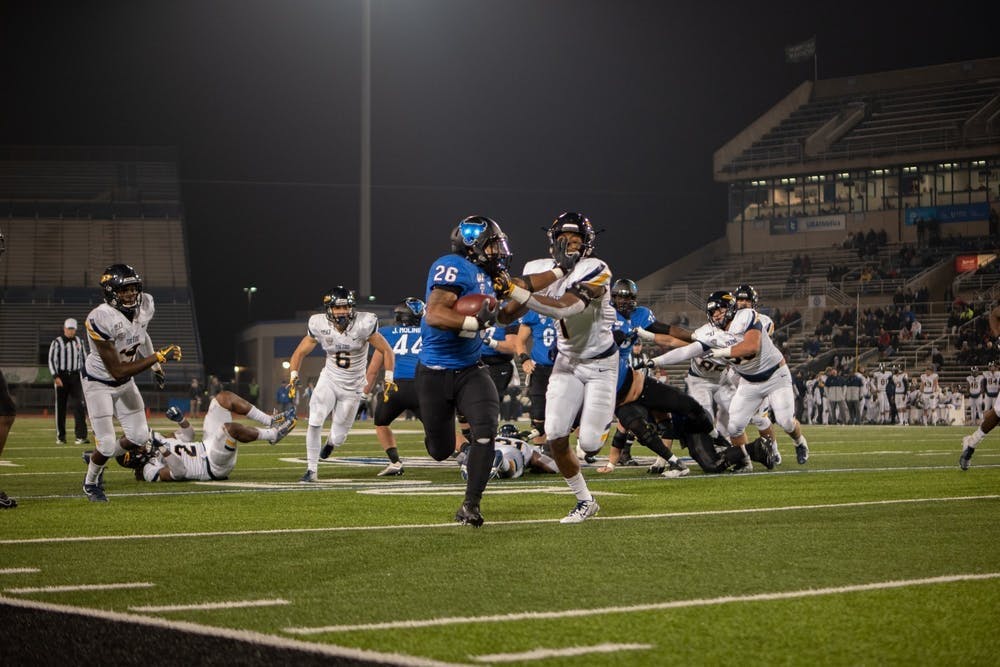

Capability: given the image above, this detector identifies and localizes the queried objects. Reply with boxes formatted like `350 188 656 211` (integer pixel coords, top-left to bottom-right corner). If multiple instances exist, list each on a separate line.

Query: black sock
386 447 400 464
464 441 494 505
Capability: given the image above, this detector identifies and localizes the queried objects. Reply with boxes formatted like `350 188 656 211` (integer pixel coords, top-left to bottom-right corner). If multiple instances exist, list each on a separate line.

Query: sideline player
367 297 425 476
80 263 183 502
289 286 395 482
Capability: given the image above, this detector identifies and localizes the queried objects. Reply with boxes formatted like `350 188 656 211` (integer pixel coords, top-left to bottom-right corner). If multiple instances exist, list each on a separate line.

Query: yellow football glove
383 381 399 402
288 370 300 399
155 344 182 363
492 271 513 299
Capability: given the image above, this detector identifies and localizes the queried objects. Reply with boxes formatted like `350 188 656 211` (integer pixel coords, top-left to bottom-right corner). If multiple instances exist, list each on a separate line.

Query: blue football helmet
450 215 512 278
394 297 425 326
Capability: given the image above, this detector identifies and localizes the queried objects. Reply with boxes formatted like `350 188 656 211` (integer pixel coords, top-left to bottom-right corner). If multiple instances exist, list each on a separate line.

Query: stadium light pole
359 0 372 299
244 286 257 320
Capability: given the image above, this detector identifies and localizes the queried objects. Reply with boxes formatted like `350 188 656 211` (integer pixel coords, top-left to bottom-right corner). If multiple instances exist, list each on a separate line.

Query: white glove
711 346 733 359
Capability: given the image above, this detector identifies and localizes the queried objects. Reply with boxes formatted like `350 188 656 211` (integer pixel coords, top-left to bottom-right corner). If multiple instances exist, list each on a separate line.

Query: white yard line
3 494 996 546
129 598 290 613
5 582 154 594
286 572 1000 635
0 568 40 575
471 643 652 663
0 596 466 667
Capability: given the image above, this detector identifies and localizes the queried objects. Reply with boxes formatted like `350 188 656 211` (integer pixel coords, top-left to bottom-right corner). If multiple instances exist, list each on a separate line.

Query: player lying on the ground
85 391 296 482
458 423 559 480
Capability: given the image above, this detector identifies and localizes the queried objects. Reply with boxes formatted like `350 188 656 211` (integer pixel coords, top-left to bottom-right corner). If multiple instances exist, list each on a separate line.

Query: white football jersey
144 439 216 482
985 370 1000 395
83 295 156 383
906 389 922 407
874 370 892 392
307 312 378 390
536 257 616 360
920 373 938 393
522 257 556 276
494 436 540 479
967 374 983 395
893 373 908 393
724 308 784 378
687 323 727 381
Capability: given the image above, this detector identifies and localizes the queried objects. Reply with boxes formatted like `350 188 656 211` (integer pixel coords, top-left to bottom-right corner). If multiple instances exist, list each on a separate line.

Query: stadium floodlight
244 286 257 319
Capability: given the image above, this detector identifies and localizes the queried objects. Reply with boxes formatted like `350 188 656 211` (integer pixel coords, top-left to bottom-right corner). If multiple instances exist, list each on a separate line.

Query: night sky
2 1 995 375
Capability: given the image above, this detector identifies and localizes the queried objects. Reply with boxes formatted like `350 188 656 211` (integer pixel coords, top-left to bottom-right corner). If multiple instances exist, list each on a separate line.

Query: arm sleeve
645 321 673 335
650 341 710 367
140 331 155 356
525 294 587 319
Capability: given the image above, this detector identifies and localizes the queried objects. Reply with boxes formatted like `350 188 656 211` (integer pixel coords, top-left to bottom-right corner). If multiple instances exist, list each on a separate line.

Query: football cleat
267 416 297 445
0 491 17 509
377 461 404 477
795 438 809 465
56 438 66 445
647 457 668 474
770 439 782 466
454 502 484 527
270 407 296 428
319 442 337 460
75 438 89 445
83 482 108 502
575 444 597 464
662 459 690 479
959 440 975 471
560 499 600 524
299 469 317 483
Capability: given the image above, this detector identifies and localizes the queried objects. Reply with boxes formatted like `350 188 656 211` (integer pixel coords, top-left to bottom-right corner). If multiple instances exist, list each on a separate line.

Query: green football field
2 415 1000 666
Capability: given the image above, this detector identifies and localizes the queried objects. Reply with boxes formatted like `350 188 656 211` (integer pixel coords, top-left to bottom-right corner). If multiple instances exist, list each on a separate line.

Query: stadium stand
0 147 202 410
640 57 999 422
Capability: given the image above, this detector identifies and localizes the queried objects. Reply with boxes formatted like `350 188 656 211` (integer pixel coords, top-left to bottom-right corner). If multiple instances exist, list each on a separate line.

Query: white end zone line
130 598 290 613
0 568 40 575
2 494 997 545
5 582 154 594
471 643 652 663
0 596 467 667
286 572 1000 635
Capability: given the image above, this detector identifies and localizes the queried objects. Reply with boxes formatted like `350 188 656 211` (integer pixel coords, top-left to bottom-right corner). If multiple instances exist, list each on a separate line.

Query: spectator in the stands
804 335 820 359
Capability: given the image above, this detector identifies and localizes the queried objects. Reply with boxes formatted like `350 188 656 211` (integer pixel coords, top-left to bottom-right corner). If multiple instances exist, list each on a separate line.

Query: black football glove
152 364 166 390
552 235 581 273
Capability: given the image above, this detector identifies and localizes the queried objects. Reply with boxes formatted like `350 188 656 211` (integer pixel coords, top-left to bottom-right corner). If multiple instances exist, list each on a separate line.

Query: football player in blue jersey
367 297 425 476
513 309 558 445
418 215 571 527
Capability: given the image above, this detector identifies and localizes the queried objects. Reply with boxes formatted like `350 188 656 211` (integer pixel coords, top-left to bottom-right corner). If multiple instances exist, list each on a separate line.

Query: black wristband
517 353 530 364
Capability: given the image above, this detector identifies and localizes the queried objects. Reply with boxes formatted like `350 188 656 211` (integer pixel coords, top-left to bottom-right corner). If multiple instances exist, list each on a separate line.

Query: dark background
2 1 995 375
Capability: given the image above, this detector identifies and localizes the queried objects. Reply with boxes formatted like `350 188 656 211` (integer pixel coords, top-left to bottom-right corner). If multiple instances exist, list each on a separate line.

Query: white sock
305 424 322 471
257 427 277 442
969 428 986 447
564 472 593 502
246 405 271 425
85 461 106 485
796 435 807 446
668 454 679 464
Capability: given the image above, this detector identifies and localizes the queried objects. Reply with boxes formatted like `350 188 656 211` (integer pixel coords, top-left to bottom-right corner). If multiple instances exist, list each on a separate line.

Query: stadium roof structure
715 57 1000 182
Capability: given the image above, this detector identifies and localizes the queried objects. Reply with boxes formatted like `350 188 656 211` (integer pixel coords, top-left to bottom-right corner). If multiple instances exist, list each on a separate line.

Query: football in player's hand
453 293 498 316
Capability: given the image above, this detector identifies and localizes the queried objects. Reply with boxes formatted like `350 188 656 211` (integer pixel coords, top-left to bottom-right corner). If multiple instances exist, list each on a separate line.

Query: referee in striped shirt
49 318 89 445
